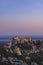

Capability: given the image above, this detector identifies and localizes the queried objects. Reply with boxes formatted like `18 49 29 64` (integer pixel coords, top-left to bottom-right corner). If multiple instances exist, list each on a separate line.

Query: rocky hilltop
0 36 43 65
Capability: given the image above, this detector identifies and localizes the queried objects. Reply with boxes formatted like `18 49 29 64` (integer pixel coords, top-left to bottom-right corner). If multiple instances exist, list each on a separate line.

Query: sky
0 0 43 35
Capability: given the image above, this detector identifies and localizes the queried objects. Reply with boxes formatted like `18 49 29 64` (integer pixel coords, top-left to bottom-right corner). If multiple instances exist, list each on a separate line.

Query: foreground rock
0 36 43 65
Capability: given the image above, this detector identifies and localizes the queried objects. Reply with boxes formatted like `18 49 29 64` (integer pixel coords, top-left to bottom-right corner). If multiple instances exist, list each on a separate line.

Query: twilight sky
0 0 43 35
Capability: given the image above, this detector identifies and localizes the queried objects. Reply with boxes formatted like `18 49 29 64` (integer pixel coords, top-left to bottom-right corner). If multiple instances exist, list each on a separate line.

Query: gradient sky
0 0 43 35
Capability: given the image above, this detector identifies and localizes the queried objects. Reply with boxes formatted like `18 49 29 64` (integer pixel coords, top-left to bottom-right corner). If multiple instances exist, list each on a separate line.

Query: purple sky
0 0 43 35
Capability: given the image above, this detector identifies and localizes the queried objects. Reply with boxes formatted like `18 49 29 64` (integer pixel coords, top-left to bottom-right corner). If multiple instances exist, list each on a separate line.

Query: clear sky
0 0 43 35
